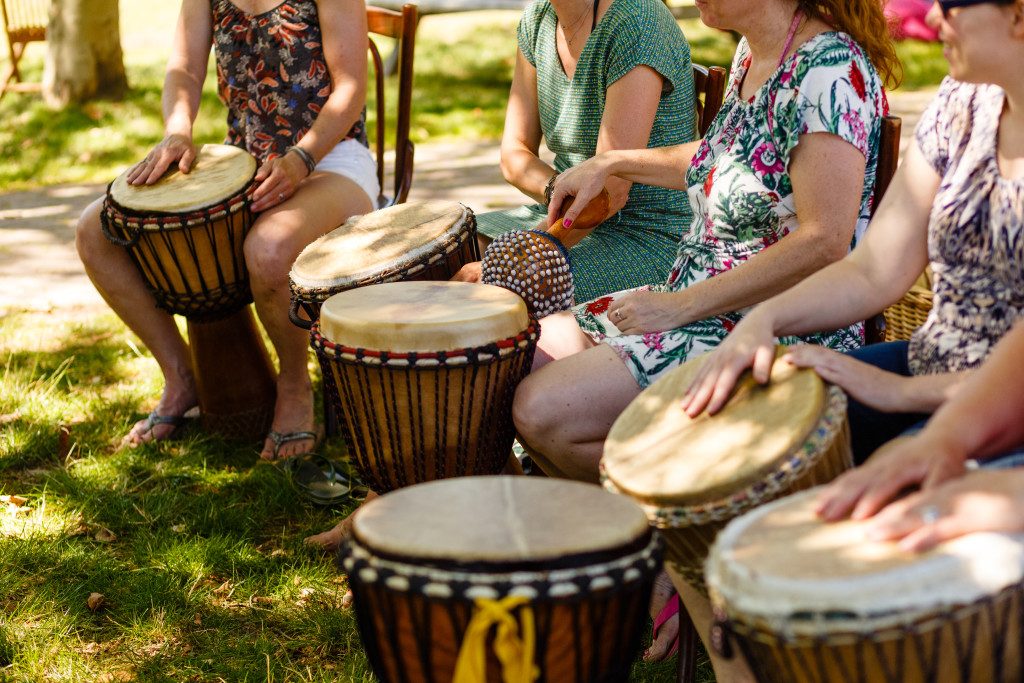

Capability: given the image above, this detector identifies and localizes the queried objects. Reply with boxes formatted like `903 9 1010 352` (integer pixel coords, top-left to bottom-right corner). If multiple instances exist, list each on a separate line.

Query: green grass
0 7 948 192
0 309 711 682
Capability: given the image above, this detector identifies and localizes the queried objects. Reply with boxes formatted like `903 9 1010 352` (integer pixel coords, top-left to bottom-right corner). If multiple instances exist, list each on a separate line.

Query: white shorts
316 138 381 207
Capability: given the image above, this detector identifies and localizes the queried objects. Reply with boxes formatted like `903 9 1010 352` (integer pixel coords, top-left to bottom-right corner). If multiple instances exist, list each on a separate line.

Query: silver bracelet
287 146 317 176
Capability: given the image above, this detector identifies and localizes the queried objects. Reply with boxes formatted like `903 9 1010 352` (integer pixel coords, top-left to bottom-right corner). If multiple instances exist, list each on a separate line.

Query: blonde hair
797 0 903 89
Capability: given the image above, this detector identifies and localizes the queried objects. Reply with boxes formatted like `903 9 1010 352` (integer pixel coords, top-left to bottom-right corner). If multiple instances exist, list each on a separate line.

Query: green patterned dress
477 0 696 303
575 33 887 388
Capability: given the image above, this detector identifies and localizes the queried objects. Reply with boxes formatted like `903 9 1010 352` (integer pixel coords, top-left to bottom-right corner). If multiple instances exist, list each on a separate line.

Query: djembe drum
340 476 663 683
481 189 610 316
706 489 1024 683
311 281 537 493
101 144 275 440
288 200 478 329
602 348 853 590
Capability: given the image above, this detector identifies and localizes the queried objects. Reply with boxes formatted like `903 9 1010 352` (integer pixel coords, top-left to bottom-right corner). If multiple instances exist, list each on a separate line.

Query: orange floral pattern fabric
211 0 367 162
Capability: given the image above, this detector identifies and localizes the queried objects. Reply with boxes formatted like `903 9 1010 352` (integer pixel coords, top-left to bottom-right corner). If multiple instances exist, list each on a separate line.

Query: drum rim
602 384 849 527
288 202 475 293
714 578 1024 647
102 176 257 230
309 318 539 367
339 530 662 598
706 489 1024 637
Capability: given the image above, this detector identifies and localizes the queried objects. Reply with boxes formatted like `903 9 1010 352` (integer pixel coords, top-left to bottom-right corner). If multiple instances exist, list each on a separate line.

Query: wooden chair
692 63 727 137
367 3 417 208
865 114 906 344
0 0 48 100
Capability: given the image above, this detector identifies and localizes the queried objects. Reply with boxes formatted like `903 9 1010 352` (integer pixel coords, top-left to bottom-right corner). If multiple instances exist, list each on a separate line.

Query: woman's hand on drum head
251 152 309 212
784 345 914 413
126 134 197 186
816 433 970 523
681 311 778 418
546 157 611 229
864 469 1024 552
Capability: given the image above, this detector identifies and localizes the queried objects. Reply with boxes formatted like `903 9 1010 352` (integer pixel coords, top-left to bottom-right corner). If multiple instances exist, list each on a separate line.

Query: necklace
559 2 590 46
562 0 598 48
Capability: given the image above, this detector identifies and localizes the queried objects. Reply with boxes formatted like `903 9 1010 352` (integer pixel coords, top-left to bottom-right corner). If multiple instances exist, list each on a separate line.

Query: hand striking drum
340 476 663 683
602 347 853 590
311 281 537 493
100 144 276 440
706 489 1024 683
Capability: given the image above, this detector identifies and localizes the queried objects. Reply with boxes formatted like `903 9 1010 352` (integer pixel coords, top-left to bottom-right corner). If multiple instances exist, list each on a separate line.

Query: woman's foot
122 375 197 446
304 491 378 551
644 569 680 662
260 376 316 460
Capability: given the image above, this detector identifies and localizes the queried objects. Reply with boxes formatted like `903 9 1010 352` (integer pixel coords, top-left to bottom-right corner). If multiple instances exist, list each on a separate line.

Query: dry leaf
0 411 21 424
94 528 117 543
193 613 202 626
292 575 302 586
1 495 27 507
341 591 354 609
171 524 186 534
87 592 105 611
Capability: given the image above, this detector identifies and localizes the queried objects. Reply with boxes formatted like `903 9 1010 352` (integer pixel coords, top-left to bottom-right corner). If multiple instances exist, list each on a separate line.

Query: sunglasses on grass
938 0 1016 16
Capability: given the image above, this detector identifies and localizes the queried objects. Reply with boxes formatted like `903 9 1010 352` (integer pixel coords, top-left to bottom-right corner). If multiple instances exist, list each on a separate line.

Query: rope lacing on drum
99 176 259 321
453 596 539 683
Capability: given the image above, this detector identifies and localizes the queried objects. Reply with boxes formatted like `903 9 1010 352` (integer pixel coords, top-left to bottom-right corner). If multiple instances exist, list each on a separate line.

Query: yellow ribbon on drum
452 595 539 683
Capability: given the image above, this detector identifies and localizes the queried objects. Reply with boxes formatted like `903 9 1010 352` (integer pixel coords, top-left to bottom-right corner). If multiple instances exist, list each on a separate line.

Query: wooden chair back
692 63 727 137
871 115 902 217
864 114 904 344
367 3 418 208
1 0 49 98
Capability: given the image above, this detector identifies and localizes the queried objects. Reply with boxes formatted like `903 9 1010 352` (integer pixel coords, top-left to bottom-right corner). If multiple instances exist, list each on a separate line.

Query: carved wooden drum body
340 477 663 683
707 490 1024 683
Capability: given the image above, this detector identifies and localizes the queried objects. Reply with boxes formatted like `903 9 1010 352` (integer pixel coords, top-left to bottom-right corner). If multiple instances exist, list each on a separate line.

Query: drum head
353 476 650 566
109 144 256 214
603 349 826 507
289 201 472 291
706 489 1024 633
319 281 530 352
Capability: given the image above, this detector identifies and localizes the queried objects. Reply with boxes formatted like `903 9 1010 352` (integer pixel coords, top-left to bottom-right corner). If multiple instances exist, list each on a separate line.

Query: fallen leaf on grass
0 411 21 424
98 672 133 683
1 495 28 507
171 524 187 534
341 591 354 609
193 613 202 626
87 592 106 611
94 528 117 543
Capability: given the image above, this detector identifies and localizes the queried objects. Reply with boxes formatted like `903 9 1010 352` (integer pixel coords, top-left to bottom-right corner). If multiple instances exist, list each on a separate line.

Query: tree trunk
42 0 127 107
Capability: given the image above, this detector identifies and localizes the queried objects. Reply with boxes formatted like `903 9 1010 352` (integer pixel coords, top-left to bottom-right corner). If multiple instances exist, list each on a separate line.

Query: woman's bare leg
531 309 596 370
513 343 641 483
672 571 756 683
245 171 373 460
75 198 197 443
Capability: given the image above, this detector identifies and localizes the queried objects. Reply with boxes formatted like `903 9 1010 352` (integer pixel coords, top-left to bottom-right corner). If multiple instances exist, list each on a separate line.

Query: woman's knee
74 198 108 265
244 219 302 287
513 372 565 443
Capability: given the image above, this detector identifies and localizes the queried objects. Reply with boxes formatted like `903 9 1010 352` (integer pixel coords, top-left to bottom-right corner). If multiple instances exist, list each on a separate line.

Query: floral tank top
211 0 367 162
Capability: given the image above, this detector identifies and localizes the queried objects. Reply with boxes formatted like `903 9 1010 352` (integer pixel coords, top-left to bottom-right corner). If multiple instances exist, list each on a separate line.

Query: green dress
478 0 696 302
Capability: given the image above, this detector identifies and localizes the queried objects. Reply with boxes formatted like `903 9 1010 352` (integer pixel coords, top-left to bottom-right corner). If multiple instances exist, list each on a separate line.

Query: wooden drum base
187 307 276 441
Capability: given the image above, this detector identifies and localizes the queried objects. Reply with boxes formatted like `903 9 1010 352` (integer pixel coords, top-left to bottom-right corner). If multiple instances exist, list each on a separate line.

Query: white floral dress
909 77 1024 375
574 33 886 387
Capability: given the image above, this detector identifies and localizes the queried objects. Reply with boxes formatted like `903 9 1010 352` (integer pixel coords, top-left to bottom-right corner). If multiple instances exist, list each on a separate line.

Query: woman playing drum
453 0 697 302
75 0 378 459
818 319 1024 551
684 0 1024 465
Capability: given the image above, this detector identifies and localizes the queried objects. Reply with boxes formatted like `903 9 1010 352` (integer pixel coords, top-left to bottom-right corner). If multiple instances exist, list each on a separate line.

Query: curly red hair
797 0 903 89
